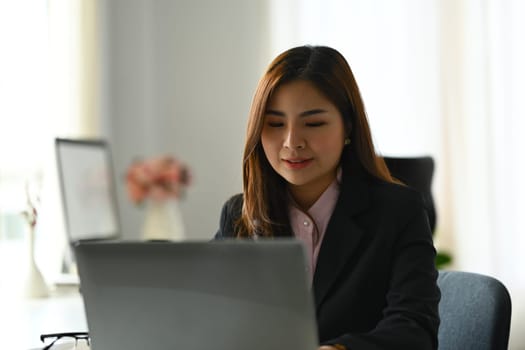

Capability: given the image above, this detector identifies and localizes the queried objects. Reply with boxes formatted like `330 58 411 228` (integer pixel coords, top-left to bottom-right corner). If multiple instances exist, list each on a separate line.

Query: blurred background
0 0 524 347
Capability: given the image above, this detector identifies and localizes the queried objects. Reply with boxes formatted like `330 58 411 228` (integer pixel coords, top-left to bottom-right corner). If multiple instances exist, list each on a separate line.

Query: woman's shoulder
357 179 432 236
367 179 425 212
215 193 243 239
223 193 244 215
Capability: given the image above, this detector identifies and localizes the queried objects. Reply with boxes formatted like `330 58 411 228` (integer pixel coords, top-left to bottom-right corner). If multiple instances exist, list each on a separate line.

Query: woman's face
261 80 346 207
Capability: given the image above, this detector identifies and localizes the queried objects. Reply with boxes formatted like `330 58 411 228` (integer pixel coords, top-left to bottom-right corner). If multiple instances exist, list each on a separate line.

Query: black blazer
214 170 440 350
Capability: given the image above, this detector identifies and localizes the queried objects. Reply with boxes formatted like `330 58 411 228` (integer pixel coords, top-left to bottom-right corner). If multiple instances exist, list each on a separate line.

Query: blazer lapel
312 170 370 310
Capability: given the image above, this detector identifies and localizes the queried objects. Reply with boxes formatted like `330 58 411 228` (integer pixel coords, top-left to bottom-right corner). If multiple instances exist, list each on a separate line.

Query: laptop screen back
74 240 319 350
55 138 120 242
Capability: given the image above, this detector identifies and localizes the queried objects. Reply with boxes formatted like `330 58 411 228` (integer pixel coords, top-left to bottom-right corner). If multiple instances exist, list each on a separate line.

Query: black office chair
437 270 512 350
383 156 436 232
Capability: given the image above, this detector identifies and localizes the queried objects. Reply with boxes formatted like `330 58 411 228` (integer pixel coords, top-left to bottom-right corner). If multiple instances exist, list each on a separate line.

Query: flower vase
142 199 186 241
23 226 49 298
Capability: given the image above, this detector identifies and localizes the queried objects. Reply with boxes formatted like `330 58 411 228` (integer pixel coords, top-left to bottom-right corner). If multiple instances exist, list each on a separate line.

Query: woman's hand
318 346 339 350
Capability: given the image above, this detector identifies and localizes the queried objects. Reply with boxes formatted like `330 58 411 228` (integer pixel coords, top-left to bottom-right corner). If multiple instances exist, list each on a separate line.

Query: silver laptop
74 240 319 350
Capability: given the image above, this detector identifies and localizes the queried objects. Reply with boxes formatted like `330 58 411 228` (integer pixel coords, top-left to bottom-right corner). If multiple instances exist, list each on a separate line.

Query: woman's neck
289 181 331 211
287 168 341 211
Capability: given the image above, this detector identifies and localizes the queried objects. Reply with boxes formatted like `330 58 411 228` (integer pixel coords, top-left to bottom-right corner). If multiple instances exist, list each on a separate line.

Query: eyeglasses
40 332 90 350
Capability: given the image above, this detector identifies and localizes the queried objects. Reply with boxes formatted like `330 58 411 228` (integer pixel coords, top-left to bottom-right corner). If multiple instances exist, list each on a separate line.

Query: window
0 0 99 286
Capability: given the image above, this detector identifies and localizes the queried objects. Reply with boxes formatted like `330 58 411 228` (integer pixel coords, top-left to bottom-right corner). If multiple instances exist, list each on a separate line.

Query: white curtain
268 0 525 346
439 0 525 287
0 0 100 289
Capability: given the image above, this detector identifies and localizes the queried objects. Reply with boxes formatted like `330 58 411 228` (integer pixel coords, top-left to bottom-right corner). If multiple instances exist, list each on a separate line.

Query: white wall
100 0 270 239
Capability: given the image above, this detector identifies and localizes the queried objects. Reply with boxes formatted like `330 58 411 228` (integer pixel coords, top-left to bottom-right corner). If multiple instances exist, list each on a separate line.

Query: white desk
0 286 87 350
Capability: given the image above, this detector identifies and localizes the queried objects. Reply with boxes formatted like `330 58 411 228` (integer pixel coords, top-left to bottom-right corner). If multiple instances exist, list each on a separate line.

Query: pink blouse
289 170 341 285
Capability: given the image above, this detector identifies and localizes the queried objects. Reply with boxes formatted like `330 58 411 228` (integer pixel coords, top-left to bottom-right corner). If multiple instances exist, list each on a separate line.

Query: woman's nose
283 127 305 149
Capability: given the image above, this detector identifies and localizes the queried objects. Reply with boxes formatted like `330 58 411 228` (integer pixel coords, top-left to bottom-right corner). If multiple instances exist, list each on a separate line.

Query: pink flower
125 156 191 204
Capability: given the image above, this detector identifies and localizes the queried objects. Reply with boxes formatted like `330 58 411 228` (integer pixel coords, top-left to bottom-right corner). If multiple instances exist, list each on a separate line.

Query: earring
344 137 351 146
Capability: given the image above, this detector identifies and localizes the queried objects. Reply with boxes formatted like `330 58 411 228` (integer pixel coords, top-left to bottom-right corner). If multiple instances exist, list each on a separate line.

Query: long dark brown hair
237 45 395 238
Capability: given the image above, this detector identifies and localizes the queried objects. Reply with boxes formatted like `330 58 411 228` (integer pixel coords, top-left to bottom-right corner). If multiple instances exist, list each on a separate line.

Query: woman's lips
283 158 313 169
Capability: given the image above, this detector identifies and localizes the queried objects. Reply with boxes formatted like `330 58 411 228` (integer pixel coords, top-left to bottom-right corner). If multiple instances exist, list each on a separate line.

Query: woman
215 45 440 350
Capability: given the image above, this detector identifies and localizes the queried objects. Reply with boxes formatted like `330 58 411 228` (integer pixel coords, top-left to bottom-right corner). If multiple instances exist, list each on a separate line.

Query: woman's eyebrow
300 108 328 117
265 109 285 116
265 108 329 117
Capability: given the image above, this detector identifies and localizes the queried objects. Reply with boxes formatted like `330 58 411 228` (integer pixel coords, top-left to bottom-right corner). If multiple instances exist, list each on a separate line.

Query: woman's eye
306 121 326 127
267 122 284 127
